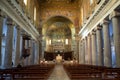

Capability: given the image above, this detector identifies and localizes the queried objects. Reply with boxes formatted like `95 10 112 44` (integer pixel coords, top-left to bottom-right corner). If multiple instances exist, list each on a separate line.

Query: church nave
48 64 70 80
1 0 120 80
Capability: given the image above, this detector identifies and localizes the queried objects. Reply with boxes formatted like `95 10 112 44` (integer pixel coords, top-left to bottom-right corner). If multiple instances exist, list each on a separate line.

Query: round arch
42 16 75 38
42 15 74 26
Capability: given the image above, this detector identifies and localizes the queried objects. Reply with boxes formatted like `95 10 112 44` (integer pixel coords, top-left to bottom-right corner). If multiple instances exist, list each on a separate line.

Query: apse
42 16 74 52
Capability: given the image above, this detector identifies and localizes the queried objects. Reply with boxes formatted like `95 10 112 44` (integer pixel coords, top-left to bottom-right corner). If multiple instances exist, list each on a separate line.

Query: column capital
91 30 96 35
21 30 26 35
88 33 91 38
82 38 85 42
80 39 83 42
16 26 21 31
97 25 102 30
6 18 14 26
95 24 102 30
100 19 109 25
109 10 120 20
85 36 87 39
0 9 6 18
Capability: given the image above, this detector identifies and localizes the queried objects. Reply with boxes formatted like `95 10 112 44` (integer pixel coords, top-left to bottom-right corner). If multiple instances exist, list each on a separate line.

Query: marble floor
48 64 70 80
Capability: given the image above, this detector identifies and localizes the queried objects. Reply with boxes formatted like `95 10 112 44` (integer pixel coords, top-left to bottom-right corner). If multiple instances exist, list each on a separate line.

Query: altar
56 54 62 63
44 51 73 61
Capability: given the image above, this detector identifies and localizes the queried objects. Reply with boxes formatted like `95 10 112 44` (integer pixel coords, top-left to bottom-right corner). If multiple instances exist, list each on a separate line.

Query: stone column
34 42 37 64
37 42 40 64
76 39 79 62
0 10 4 66
102 20 112 67
91 31 97 65
24 39 29 66
19 32 24 66
85 37 88 64
96 26 104 66
87 34 92 64
81 39 85 64
37 43 39 64
30 40 35 65
39 41 42 60
79 40 82 64
14 27 21 67
3 18 14 68
27 40 32 65
34 42 39 64
110 11 120 67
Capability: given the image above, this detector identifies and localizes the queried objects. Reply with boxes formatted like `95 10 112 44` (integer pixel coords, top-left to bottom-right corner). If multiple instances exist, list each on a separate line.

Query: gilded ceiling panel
38 0 81 28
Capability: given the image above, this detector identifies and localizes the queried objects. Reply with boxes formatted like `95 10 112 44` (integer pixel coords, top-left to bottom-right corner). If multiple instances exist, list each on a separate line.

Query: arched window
81 8 84 25
34 7 36 21
90 0 93 5
49 39 51 45
23 0 27 5
65 39 68 45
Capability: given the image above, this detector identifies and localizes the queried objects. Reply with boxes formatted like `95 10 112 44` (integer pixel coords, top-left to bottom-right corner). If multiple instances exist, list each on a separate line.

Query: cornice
79 0 120 39
0 0 39 41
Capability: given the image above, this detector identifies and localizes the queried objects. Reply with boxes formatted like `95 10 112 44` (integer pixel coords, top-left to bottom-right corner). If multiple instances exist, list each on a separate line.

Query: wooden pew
0 64 55 80
102 67 120 80
64 64 120 80
64 64 102 80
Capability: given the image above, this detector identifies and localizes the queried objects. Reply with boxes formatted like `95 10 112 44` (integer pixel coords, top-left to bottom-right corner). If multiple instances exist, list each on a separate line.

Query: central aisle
48 64 70 80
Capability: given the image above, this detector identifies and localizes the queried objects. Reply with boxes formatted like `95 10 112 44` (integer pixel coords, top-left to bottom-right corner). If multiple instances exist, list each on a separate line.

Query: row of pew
0 64 55 80
64 64 120 80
